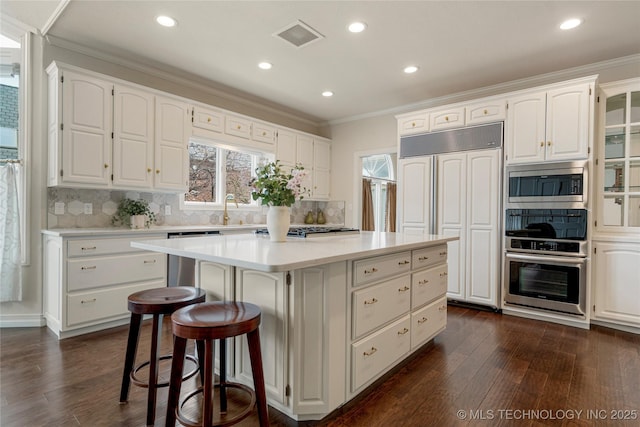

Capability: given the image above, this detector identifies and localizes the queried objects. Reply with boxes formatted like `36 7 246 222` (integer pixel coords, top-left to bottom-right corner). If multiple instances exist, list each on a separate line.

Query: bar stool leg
166 336 187 427
247 329 270 427
203 339 214 427
146 313 163 426
219 338 227 414
120 313 142 403
196 339 206 385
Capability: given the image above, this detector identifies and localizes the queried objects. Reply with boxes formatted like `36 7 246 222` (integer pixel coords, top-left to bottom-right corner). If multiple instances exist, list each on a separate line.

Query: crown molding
45 35 323 130
328 53 640 126
0 14 36 37
40 0 70 36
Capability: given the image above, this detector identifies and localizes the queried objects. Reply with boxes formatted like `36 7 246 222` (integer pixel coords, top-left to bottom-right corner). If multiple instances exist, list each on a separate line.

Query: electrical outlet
54 202 65 215
165 205 172 216
83 203 93 215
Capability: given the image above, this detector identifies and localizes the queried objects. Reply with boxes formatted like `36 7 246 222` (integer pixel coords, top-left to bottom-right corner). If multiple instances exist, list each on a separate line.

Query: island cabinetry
43 233 167 338
349 245 447 394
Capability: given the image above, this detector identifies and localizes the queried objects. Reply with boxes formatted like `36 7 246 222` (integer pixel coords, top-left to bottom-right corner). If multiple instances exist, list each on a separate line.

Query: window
185 140 263 207
362 154 396 231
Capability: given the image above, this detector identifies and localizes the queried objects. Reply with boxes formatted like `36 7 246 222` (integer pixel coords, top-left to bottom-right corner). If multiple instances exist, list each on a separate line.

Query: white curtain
0 164 22 302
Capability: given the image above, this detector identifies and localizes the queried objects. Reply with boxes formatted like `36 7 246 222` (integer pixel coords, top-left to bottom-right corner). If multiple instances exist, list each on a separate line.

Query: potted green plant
112 198 156 229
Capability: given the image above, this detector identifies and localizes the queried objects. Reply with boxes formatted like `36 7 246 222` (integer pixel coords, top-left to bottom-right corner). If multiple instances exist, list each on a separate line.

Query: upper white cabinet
48 67 112 188
506 79 595 164
154 96 190 191
225 114 252 140
430 107 465 131
252 122 277 145
47 62 189 192
312 139 331 199
466 100 507 125
192 105 224 134
397 112 429 136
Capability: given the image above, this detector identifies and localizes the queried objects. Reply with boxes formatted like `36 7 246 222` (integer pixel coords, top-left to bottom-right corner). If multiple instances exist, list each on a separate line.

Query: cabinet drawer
398 113 429 136
412 264 448 309
412 245 447 270
351 315 410 391
67 252 166 291
67 280 163 327
352 275 411 339
252 122 276 144
465 101 506 125
353 251 411 287
225 115 251 139
411 297 447 349
193 106 224 133
430 108 465 130
67 234 166 257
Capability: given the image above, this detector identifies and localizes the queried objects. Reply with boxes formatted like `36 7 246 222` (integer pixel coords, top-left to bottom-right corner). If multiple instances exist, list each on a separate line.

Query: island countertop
131 231 458 272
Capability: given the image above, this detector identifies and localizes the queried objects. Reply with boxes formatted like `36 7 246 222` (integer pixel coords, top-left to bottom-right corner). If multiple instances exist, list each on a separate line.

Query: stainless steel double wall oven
503 161 588 316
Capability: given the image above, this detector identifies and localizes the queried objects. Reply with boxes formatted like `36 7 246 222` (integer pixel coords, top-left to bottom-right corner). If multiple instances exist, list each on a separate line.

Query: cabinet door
545 84 591 161
225 114 251 140
235 269 287 404
192 105 224 133
313 140 331 170
465 150 500 307
112 85 154 189
312 168 330 200
397 157 431 234
60 70 112 186
593 242 640 326
397 112 429 136
197 261 233 301
276 130 297 165
466 100 506 125
506 92 546 164
437 153 466 299
252 122 276 145
154 96 189 191
430 107 465 131
296 135 314 168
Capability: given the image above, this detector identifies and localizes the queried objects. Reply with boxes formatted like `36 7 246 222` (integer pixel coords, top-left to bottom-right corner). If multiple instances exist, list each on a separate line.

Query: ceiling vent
274 20 324 48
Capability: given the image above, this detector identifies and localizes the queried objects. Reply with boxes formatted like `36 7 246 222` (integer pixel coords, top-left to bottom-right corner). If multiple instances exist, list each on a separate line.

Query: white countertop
131 231 457 272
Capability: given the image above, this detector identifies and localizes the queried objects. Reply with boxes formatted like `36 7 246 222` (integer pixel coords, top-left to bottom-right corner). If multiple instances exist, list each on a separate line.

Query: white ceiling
2 1 640 123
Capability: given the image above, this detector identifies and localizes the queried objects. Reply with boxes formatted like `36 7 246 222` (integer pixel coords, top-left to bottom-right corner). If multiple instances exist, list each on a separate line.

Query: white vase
130 215 146 229
266 206 291 242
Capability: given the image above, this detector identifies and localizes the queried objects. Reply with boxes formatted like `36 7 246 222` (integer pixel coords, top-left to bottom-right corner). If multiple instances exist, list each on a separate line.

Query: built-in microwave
506 161 587 209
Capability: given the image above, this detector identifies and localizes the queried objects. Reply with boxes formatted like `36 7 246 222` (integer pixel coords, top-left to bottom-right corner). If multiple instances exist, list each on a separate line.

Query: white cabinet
43 233 167 339
466 100 506 125
437 149 501 308
430 107 465 131
396 157 432 234
592 241 640 327
252 122 277 145
197 261 233 302
192 104 224 134
312 139 331 200
397 112 429 136
506 81 594 164
47 66 112 188
154 96 189 191
225 114 252 140
112 85 154 189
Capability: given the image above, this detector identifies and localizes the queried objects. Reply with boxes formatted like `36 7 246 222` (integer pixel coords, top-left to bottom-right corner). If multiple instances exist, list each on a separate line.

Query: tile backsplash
47 188 345 229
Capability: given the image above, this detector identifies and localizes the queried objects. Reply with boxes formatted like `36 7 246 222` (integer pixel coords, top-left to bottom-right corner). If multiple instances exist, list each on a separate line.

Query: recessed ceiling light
156 15 177 27
258 62 273 70
560 18 582 30
404 66 419 74
348 22 367 33
322 91 334 97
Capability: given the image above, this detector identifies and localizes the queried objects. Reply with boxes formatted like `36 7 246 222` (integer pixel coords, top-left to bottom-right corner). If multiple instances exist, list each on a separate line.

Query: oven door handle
505 252 587 265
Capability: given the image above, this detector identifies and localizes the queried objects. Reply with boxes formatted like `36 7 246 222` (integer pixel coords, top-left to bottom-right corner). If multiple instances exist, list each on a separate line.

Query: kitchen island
132 231 456 421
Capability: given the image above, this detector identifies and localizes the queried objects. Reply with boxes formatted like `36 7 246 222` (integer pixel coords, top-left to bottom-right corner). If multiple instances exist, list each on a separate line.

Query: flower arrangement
251 160 309 207
112 198 157 228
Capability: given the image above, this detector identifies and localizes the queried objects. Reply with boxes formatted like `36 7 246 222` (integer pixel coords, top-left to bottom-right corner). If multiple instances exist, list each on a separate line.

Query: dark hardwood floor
1 306 639 426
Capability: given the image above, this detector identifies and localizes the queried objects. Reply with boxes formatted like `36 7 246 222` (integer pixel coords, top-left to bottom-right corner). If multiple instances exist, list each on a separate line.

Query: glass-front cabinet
599 79 640 229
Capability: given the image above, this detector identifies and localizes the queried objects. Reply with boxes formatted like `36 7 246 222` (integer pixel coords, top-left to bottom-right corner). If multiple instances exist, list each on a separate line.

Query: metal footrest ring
131 353 199 388
176 381 256 427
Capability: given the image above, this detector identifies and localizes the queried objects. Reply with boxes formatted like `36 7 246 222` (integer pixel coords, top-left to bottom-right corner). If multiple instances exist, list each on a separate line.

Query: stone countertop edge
130 231 458 273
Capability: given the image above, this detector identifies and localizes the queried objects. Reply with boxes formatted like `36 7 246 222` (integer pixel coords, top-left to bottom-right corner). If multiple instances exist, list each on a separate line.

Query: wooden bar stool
120 286 206 426
166 301 270 427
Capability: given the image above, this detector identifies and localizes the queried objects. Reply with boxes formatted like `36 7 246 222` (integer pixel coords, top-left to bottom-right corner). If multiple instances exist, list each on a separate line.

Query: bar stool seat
119 286 206 427
166 301 270 427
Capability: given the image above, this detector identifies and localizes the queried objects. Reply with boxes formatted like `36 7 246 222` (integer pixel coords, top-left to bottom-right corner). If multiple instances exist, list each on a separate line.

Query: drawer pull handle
439 305 447 311
81 265 97 270
439 251 447 256
398 260 410 265
143 259 157 264
418 317 428 324
364 298 378 305
398 286 410 292
364 268 378 274
363 347 377 357
418 279 429 285
398 327 409 335
81 246 97 251
81 298 96 304
418 256 429 261
440 272 448 277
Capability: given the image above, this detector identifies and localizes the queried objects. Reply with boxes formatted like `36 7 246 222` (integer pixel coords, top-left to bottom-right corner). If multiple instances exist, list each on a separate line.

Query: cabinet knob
547 141 552 146
156 169 160 174
207 117 211 122
237 125 241 130
445 116 449 121
540 142 544 147
483 109 488 115
147 168 152 173
262 131 267 136
411 122 416 127
104 164 109 169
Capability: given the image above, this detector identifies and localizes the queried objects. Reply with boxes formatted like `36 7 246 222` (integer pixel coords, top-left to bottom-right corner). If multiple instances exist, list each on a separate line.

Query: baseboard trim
0 314 46 328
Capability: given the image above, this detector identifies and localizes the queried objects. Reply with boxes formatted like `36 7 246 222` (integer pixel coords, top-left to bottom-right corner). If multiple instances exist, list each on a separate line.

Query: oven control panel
509 238 582 254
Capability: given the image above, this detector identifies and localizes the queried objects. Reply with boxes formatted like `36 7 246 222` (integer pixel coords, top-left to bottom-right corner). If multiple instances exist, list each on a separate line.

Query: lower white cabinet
411 297 447 350
43 233 167 338
592 241 640 327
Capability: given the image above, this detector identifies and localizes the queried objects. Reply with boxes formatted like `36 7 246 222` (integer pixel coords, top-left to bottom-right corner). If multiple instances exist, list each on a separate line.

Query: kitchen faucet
223 194 238 225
